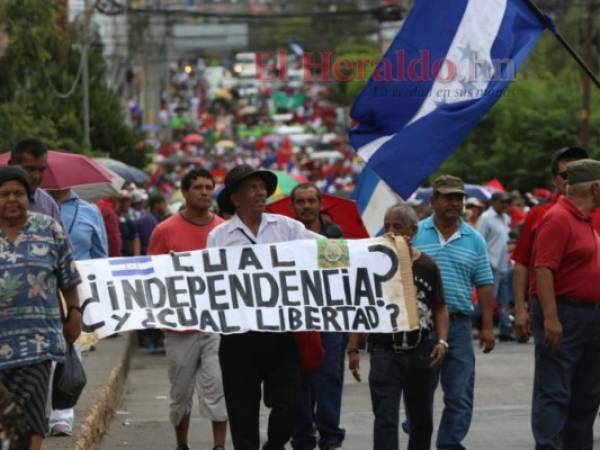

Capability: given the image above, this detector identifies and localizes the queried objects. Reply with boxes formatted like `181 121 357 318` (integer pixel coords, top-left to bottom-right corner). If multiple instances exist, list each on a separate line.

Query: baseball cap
432 175 465 195
551 147 589 176
566 159 600 185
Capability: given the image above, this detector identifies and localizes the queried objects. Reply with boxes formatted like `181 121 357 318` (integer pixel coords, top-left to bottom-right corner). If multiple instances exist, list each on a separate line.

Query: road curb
74 333 135 450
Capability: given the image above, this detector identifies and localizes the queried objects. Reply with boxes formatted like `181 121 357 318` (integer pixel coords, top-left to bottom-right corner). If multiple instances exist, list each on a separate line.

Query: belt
449 312 471 321
369 329 429 353
558 297 600 310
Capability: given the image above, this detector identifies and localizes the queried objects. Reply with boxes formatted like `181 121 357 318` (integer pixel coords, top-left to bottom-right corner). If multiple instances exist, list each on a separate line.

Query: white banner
76 237 419 339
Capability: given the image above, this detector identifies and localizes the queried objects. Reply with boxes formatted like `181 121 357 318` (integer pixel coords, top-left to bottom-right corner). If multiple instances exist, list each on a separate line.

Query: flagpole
522 0 600 90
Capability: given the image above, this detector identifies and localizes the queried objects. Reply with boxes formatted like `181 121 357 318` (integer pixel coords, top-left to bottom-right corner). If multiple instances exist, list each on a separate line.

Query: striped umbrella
269 171 301 203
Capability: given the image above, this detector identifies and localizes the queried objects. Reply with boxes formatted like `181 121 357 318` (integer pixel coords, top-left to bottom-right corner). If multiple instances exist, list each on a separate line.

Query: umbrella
240 106 258 116
266 194 369 239
141 123 160 132
0 150 112 190
291 174 308 183
268 171 301 203
485 178 506 193
411 184 494 203
94 157 149 185
263 135 282 144
215 89 232 100
72 167 126 202
216 140 236 150
182 133 204 145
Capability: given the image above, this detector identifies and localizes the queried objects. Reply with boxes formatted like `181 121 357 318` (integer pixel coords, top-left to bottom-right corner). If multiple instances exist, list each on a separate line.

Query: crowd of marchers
1 141 600 450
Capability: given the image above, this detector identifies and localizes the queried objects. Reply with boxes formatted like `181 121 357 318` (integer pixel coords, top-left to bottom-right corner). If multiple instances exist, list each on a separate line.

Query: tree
0 0 150 168
334 43 381 106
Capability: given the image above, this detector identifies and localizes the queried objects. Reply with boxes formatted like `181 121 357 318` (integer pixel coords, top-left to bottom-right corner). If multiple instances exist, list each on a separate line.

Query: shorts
164 332 227 425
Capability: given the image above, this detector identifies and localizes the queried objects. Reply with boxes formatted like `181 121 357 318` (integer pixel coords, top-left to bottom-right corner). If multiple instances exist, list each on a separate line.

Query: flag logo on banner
318 240 350 269
109 256 155 277
349 0 548 198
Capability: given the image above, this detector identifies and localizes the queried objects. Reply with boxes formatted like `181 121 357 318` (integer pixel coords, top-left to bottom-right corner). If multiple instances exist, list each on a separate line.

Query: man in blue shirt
412 175 495 450
47 187 108 436
49 189 108 261
478 192 514 341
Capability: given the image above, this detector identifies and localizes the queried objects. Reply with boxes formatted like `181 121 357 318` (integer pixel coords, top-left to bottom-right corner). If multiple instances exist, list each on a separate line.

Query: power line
96 0 403 21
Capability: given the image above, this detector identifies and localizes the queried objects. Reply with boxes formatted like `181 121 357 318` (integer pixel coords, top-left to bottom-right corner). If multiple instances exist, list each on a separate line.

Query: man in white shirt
478 192 513 341
207 165 319 450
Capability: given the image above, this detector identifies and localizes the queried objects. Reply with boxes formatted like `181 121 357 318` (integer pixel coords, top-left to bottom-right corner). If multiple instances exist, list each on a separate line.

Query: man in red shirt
530 159 600 450
148 169 228 450
512 146 589 342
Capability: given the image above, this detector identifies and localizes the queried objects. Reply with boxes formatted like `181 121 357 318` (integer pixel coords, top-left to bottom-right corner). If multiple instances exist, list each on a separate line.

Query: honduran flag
352 165 401 237
350 0 549 198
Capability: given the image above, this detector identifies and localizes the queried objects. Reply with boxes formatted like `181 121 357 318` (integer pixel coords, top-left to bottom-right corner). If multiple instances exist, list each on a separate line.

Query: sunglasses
558 171 568 180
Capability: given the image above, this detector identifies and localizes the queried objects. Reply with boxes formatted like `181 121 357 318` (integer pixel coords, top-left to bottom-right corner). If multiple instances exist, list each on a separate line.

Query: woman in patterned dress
0 166 81 450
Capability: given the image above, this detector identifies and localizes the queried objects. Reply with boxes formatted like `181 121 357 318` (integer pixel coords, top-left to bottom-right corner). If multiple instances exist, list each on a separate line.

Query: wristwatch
438 339 449 350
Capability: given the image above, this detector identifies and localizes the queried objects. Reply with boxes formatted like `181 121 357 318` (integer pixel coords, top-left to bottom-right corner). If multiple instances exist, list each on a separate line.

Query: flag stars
458 42 475 62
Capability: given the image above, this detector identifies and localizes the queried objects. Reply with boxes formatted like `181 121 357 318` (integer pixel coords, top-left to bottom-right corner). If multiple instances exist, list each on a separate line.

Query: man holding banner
348 204 449 450
148 169 228 450
207 164 320 450
74 165 423 449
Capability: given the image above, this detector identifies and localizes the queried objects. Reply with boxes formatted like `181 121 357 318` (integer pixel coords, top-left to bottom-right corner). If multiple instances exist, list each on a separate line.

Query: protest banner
76 237 419 339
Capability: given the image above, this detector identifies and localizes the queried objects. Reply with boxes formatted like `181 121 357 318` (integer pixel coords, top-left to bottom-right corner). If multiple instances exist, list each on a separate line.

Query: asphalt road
99 340 600 450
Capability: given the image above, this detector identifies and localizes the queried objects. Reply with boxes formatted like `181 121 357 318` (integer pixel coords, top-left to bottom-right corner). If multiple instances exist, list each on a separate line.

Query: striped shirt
413 215 493 314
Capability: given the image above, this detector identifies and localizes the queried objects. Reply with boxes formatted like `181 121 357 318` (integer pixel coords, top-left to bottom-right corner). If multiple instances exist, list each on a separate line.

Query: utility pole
56 0 69 63
82 41 91 148
56 0 69 39
580 0 594 148
82 0 96 148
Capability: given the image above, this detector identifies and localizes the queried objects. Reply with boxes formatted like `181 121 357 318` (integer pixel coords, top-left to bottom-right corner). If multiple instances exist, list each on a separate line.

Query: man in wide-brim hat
208 164 320 450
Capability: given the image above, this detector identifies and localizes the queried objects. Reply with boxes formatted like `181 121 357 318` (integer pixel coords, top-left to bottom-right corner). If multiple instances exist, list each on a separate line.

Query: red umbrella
0 150 112 190
266 194 369 239
182 133 204 145
485 178 506 192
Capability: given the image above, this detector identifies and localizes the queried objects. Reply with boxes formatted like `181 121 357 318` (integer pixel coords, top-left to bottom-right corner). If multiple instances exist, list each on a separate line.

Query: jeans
219 332 301 450
292 333 346 450
433 315 475 450
369 339 434 450
492 268 513 336
531 300 600 450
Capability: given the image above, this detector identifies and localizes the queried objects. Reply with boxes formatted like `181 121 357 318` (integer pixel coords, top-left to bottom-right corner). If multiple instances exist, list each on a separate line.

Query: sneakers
50 422 73 436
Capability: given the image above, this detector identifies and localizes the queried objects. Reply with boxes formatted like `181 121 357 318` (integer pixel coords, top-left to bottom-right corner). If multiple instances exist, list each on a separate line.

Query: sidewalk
43 333 134 450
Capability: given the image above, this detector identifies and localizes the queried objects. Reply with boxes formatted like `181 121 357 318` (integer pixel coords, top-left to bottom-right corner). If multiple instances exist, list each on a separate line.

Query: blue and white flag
290 41 304 57
353 165 401 236
350 0 547 198
109 256 155 277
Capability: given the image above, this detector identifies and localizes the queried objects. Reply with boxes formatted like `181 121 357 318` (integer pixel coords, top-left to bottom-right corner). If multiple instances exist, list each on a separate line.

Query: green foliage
0 0 150 167
334 43 381 106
